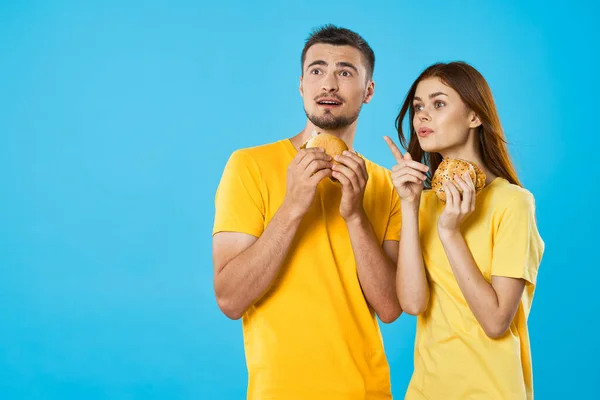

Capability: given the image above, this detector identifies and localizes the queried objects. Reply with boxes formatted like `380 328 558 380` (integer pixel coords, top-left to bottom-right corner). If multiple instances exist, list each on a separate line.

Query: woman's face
412 77 480 155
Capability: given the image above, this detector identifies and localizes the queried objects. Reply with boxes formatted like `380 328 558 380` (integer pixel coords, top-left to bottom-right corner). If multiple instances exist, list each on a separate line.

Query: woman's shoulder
418 177 537 211
487 177 535 200
483 178 538 216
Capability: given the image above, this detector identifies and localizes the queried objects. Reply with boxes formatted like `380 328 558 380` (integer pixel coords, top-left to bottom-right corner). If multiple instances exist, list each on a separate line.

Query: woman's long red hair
395 61 521 188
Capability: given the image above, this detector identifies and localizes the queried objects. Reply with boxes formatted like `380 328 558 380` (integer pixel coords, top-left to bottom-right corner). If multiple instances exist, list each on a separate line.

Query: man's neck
290 121 357 150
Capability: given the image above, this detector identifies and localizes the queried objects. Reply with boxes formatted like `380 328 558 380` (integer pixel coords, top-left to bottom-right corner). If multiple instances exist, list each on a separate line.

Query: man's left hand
332 151 368 222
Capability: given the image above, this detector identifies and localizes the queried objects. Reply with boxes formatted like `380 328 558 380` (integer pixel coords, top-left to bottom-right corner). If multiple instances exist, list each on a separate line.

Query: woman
384 62 544 399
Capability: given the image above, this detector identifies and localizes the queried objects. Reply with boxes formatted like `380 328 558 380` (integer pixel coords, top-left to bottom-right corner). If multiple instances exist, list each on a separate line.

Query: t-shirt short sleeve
383 186 402 241
491 191 544 285
213 150 265 237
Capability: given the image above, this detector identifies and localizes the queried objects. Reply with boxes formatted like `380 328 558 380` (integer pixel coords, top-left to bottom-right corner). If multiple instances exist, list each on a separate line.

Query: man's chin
311 119 346 130
305 110 358 131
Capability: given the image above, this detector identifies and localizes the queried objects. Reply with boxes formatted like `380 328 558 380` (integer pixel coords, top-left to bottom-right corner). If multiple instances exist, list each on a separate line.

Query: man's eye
311 69 322 75
340 71 351 77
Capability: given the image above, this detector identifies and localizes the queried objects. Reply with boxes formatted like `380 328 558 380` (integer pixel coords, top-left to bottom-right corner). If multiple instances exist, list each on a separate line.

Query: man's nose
321 73 339 92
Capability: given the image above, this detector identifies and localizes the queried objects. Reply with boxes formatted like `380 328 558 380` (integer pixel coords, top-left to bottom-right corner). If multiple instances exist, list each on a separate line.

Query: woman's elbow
398 296 428 316
402 303 427 316
482 320 510 339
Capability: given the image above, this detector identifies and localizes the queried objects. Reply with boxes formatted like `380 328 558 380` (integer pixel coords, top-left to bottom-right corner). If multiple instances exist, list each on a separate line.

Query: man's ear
299 76 303 98
363 80 375 104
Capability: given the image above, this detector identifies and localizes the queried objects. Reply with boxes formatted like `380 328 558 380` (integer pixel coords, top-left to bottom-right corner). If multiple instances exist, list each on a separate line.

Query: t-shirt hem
212 225 263 238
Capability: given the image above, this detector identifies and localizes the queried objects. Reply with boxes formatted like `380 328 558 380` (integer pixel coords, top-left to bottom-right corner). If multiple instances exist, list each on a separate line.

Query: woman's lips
418 127 434 137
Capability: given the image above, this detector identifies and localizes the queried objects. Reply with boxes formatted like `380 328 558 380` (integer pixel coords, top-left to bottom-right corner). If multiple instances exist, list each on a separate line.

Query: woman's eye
435 101 446 108
414 104 424 111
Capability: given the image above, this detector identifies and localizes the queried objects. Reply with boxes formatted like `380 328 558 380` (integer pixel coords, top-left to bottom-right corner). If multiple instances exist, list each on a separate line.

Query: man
212 25 402 399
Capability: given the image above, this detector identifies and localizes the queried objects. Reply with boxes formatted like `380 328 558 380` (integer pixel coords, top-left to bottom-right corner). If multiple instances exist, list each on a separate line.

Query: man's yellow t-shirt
405 177 544 400
213 139 401 400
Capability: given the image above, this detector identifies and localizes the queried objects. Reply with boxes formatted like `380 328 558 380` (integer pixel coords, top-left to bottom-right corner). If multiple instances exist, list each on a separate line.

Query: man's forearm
215 201 303 319
346 212 402 323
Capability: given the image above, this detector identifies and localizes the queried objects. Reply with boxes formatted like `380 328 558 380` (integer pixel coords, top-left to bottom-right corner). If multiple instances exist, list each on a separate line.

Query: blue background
1 0 598 398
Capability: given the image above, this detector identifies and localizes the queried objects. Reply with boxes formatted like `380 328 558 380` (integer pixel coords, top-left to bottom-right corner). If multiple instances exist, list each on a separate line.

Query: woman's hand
437 172 476 235
383 136 429 204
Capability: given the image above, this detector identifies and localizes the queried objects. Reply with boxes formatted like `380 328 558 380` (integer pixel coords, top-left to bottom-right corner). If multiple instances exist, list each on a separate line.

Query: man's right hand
284 147 332 219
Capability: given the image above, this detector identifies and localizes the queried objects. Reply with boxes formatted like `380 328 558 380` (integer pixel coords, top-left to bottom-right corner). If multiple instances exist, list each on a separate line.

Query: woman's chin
419 143 440 153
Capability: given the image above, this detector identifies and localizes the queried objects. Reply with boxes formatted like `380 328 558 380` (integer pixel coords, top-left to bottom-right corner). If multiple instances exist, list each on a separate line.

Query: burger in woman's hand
432 158 486 202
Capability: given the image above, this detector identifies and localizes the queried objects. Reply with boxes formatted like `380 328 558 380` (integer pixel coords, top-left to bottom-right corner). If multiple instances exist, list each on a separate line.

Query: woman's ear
469 111 482 128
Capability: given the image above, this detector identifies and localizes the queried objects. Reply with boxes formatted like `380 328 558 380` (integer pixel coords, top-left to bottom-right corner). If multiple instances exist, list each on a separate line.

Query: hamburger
301 131 349 182
431 158 486 202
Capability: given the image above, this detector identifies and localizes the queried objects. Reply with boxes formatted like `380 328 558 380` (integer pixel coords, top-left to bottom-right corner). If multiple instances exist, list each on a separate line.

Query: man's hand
284 148 332 219
331 150 368 222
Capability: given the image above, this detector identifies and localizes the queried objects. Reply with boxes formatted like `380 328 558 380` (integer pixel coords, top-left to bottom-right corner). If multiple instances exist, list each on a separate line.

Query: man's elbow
378 309 402 324
216 294 244 320
377 303 404 324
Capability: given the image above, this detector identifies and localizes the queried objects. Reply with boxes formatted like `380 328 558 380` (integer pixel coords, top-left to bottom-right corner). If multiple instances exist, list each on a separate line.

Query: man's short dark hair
301 24 375 80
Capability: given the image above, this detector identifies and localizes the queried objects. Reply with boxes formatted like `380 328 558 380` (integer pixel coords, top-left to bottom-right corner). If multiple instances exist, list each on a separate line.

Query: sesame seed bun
432 158 486 202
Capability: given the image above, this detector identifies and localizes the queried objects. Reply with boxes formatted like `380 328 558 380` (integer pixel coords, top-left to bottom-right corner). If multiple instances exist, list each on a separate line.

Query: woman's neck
440 147 497 185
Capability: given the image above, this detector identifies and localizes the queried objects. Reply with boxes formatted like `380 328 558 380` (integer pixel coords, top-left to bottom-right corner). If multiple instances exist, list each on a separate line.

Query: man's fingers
294 147 326 163
332 163 359 191
332 169 352 189
310 168 332 184
335 153 367 181
298 150 332 169
338 151 368 180
305 159 333 177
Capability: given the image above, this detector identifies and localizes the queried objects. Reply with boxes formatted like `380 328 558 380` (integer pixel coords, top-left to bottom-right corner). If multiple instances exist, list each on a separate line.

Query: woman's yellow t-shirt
405 177 544 400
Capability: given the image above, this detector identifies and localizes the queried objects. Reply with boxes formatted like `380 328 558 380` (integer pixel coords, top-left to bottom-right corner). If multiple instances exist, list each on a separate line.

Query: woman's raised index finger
383 136 403 162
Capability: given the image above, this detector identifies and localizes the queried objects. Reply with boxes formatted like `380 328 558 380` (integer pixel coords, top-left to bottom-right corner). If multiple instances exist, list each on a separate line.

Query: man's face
300 44 374 130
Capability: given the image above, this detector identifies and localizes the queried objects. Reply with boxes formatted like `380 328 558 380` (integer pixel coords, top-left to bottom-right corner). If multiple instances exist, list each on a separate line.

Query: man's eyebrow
413 92 448 101
337 61 358 73
306 60 327 71
305 60 359 73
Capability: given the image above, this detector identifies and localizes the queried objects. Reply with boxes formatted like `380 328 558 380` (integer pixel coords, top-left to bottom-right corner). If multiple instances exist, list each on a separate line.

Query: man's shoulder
231 139 291 160
223 139 292 182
